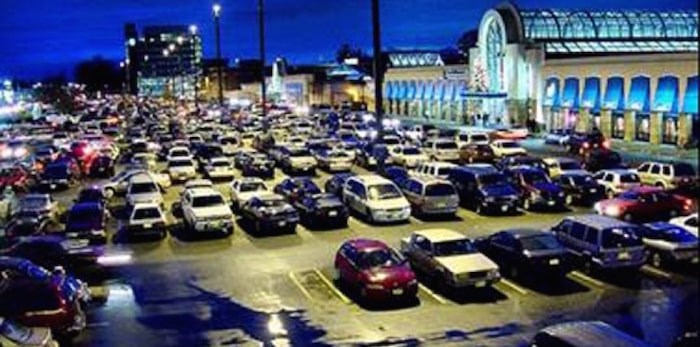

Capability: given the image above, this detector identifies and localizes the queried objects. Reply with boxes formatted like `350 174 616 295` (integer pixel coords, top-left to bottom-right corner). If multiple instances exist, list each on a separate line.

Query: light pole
213 3 224 106
163 49 172 98
258 0 267 126
190 24 200 109
371 0 386 173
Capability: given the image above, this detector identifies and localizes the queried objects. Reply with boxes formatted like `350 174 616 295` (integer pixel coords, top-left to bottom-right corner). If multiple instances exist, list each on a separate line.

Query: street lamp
190 24 200 108
371 0 386 173
213 3 224 106
258 0 267 125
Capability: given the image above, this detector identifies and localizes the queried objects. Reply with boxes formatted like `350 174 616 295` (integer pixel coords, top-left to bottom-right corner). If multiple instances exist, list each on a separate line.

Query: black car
324 172 356 197
3 211 58 238
555 172 605 206
566 130 609 155
64 202 108 245
89 154 115 178
194 143 225 168
495 155 547 172
532 321 652 347
448 165 520 215
475 229 570 280
240 152 275 178
240 194 300 235
273 177 322 205
379 165 410 187
39 162 77 191
506 166 567 211
0 235 100 272
294 193 349 228
581 149 627 172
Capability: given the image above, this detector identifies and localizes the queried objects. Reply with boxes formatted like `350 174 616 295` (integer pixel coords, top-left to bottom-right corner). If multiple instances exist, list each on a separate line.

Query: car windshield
170 160 192 167
240 182 266 192
44 165 68 177
68 208 102 226
402 147 421 155
560 162 582 170
425 183 456 196
289 149 312 157
20 196 48 209
437 167 453 176
436 142 457 150
383 137 401 145
192 195 225 207
522 171 550 184
602 228 643 249
212 160 230 167
133 207 162 220
673 163 695 176
620 174 640 183
434 239 477 256
171 150 189 157
328 151 349 158
478 173 508 187
519 234 561 251
368 184 402 200
569 175 594 185
359 248 403 269
220 138 237 145
130 182 158 194
500 141 520 148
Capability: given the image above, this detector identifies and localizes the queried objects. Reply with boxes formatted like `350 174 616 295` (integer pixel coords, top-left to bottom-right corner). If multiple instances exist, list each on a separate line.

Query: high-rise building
123 24 202 98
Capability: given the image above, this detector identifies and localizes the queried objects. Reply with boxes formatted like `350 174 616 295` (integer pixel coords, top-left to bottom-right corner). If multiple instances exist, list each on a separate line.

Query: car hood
313 194 344 208
481 184 518 197
367 265 415 283
191 206 232 218
170 166 195 172
435 253 498 274
366 197 409 210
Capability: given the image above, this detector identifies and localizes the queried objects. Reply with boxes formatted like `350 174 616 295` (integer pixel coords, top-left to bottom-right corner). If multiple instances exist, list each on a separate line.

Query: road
46 157 698 347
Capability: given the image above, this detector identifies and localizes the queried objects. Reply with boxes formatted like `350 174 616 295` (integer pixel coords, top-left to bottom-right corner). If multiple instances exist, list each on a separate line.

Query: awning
423 81 435 100
415 81 425 100
561 78 579 108
682 75 698 114
407 81 417 100
581 77 601 112
385 82 394 99
543 77 560 107
653 76 679 114
628 76 650 113
444 81 455 101
603 77 625 111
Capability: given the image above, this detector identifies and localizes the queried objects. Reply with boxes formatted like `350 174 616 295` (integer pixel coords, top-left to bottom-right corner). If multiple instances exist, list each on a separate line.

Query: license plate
474 281 486 288
618 251 631 260
212 221 221 229
392 288 404 295
547 200 555 206
278 221 287 227
144 223 152 229
549 259 560 265
328 210 338 217
437 203 446 208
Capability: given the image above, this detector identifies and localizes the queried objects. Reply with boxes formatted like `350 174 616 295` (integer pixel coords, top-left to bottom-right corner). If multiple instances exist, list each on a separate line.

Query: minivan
400 176 459 217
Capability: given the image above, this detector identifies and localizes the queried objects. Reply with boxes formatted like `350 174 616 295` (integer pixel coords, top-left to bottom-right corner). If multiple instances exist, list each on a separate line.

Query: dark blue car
273 177 322 205
448 165 520 215
64 202 107 245
324 172 356 197
380 165 410 188
294 193 349 228
506 166 567 211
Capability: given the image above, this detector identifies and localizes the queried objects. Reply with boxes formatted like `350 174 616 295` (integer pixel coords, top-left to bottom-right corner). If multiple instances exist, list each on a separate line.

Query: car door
637 163 651 184
409 235 433 273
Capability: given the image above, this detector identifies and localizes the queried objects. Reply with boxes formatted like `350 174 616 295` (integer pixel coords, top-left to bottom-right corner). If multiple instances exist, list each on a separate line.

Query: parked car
490 127 529 140
230 178 269 211
273 177 322 205
3 211 57 239
459 143 496 164
389 145 428 168
490 139 527 158
400 176 459 217
379 166 410 187
456 131 490 148
324 172 356 197
16 194 59 221
119 203 168 240
166 158 197 183
423 139 460 162
125 175 164 209
670 214 698 236
495 155 547 172
594 186 693 222
279 147 318 175
239 152 275 179
0 166 35 192
102 169 170 200
447 165 520 215
64 202 107 245
179 187 234 236
475 229 570 280
593 169 641 198
544 128 573 146
581 149 626 172
166 146 193 162
531 321 652 347
507 166 566 211
542 157 583 178
413 161 457 179
0 317 59 347
555 171 605 206
239 193 299 235
89 154 115 178
343 175 411 224
334 239 417 302
636 161 697 190
294 193 348 228
566 131 610 155
204 156 235 180
638 222 698 267
38 162 78 191
551 215 646 272
316 149 354 172
400 229 500 289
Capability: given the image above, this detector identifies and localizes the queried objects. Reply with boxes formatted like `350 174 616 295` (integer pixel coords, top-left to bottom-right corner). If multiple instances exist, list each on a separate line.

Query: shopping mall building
384 1 698 147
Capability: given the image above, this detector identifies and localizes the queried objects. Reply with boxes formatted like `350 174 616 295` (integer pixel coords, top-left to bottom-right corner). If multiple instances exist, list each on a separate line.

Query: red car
0 166 34 192
334 239 417 302
490 127 529 140
595 186 693 222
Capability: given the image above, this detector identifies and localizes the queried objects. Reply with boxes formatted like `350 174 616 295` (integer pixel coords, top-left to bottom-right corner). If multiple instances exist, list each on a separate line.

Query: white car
670 215 698 236
180 187 234 234
400 229 500 289
316 150 354 172
184 179 214 191
167 146 194 162
342 175 411 223
219 135 240 155
122 203 168 239
167 158 197 183
126 175 164 208
542 157 584 178
205 157 235 179
281 147 318 175
131 152 157 171
423 139 460 162
239 132 257 147
456 131 490 148
103 169 171 199
593 169 642 198
490 140 527 158
390 145 428 168
413 162 457 179
230 177 269 210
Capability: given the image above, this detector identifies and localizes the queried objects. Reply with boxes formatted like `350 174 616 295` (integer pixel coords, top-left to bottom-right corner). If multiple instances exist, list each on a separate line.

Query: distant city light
189 24 198 35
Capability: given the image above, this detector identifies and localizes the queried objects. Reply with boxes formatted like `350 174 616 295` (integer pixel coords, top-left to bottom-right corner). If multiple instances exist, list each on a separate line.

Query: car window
413 235 431 252
570 222 587 240
638 163 650 172
584 227 599 245
434 239 477 256
133 207 162 220
661 165 671 176
425 183 456 196
519 234 561 251
358 249 403 269
601 228 643 249
650 165 661 175
620 173 640 183
492 233 515 249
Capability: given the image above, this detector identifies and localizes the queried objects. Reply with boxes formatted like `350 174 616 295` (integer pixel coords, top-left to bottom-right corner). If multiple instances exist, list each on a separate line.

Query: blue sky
0 0 696 79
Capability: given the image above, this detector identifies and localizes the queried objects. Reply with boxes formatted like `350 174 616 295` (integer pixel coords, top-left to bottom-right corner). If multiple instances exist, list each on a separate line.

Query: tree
457 29 478 55
74 56 123 93
335 43 365 64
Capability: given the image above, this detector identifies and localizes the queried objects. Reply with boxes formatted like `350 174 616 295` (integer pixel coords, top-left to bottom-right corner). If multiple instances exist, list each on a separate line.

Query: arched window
486 18 505 92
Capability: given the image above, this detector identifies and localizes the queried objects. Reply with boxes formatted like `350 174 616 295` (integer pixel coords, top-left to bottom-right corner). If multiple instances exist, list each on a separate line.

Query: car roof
345 238 390 251
455 164 498 174
187 187 222 197
236 177 264 183
501 228 549 238
543 157 577 164
598 169 633 175
351 174 392 185
129 174 156 184
539 321 651 347
565 214 637 229
414 229 467 242
408 176 451 185
71 201 102 210
133 202 162 210
423 161 457 168
184 179 213 188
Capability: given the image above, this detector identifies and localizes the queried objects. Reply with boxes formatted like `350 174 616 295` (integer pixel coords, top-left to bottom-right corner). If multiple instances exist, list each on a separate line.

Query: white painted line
498 279 529 296
640 265 673 280
288 271 315 302
313 269 353 305
409 216 425 224
418 283 447 305
569 271 605 288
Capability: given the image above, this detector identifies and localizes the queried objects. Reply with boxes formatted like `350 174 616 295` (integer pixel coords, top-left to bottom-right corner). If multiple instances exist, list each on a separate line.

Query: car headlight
369 272 389 282
605 205 621 217
402 206 411 214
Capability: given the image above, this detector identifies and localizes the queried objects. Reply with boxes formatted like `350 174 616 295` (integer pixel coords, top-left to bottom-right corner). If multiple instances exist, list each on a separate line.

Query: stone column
677 113 692 148
600 109 612 138
624 110 636 142
649 112 662 145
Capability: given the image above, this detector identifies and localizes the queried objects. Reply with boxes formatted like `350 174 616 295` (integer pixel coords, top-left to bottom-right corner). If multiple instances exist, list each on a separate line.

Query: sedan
239 194 300 235
555 171 605 206
595 186 693 222
639 222 698 267
459 143 496 164
334 239 417 302
294 193 349 228
273 177 322 205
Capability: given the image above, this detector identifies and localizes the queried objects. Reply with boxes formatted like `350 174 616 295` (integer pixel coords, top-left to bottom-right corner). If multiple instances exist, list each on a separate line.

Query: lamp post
190 24 199 108
163 49 172 98
213 3 224 106
258 0 267 126
371 0 386 173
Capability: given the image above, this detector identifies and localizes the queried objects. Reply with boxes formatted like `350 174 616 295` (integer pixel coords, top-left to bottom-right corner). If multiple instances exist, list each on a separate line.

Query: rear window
402 147 421 155
601 228 643 249
471 134 489 142
560 162 582 170
437 167 453 176
436 142 457 150
673 163 695 176
192 195 225 207
519 235 561 251
425 183 456 196
133 207 161 220
620 174 640 183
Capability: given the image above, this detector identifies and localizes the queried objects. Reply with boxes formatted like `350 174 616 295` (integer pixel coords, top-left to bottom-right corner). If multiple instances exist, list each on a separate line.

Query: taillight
582 142 590 149
602 140 611 149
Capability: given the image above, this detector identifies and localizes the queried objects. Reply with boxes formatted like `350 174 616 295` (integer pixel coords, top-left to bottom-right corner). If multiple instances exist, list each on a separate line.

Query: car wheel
104 188 115 199
655 182 665 189
622 213 633 222
523 198 531 211
565 195 573 205
606 189 614 199
651 252 663 268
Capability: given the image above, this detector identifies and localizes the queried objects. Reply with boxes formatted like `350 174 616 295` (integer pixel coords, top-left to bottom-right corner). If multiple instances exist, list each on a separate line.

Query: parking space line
498 279 529 296
409 216 425 224
569 271 604 288
418 283 447 305
288 271 315 301
313 269 352 305
640 265 673 280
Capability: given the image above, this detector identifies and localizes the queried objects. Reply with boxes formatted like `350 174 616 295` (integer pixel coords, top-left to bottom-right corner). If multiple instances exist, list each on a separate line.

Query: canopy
561 77 580 108
628 76 650 112
603 77 625 111
581 77 601 112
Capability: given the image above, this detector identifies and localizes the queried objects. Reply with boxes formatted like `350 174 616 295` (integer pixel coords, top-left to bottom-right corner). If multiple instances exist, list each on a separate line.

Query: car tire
606 189 614 199
651 252 664 268
104 188 115 199
655 182 665 189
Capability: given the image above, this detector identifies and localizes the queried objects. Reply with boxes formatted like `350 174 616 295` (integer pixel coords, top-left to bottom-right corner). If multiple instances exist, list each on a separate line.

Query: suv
508 166 566 211
413 161 457 179
126 175 164 209
180 187 234 235
422 139 460 162
447 166 519 215
401 177 459 217
636 161 696 190
120 203 168 240
64 202 107 244
342 175 411 223
551 215 647 272
593 169 641 198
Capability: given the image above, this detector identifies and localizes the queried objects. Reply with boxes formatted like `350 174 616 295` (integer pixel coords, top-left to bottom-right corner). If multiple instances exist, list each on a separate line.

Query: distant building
123 24 202 98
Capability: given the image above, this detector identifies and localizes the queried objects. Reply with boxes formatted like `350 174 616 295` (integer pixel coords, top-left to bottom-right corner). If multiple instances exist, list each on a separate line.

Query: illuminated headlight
2 148 13 158
13 147 27 157
485 197 496 203
402 206 411 214
605 205 621 217
369 272 389 282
